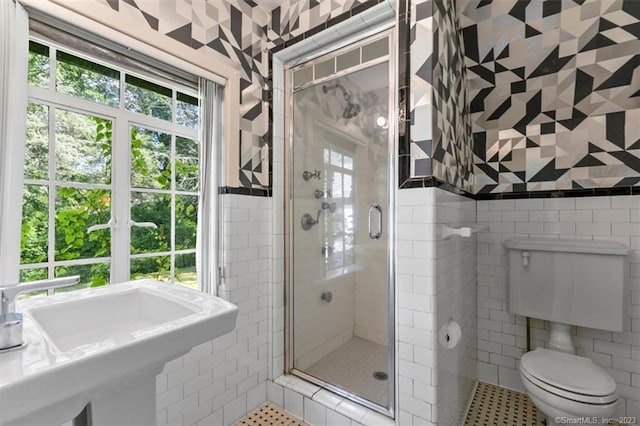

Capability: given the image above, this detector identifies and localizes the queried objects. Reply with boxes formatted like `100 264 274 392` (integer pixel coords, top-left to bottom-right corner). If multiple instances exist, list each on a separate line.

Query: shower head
322 83 361 119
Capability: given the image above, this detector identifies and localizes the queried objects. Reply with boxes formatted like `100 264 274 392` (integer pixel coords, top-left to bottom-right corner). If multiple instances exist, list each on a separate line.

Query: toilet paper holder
442 224 490 239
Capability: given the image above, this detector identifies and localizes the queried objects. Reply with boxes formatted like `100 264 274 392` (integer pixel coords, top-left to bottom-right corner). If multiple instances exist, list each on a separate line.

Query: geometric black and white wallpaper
410 0 435 179
461 0 640 194
101 0 271 189
410 0 474 192
100 0 468 192
267 0 369 48
100 0 372 191
97 0 639 195
431 0 474 192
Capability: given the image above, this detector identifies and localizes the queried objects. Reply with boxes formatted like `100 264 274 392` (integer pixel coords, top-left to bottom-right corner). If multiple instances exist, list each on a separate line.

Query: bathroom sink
29 286 202 353
0 280 238 426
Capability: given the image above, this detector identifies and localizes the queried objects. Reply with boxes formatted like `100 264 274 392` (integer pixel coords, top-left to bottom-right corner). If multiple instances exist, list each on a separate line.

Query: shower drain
373 371 388 381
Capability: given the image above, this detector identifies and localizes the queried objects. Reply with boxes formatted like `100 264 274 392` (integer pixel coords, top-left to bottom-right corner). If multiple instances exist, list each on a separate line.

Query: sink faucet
0 276 80 350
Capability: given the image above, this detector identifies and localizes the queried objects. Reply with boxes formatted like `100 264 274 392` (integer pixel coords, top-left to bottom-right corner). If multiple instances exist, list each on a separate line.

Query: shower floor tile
234 402 307 426
305 337 388 407
465 381 540 426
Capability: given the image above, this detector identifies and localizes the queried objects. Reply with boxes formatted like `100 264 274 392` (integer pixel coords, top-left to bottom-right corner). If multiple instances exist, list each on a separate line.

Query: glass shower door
288 34 393 411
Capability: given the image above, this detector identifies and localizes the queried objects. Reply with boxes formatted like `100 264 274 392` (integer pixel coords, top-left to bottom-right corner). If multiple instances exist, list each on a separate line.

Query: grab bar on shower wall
442 224 490 239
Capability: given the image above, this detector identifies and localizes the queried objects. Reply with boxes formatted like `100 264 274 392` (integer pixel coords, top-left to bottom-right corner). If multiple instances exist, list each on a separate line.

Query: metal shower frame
282 27 398 418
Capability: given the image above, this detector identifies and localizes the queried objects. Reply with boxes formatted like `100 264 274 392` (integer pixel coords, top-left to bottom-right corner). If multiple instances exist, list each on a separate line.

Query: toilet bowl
503 238 629 426
519 348 617 426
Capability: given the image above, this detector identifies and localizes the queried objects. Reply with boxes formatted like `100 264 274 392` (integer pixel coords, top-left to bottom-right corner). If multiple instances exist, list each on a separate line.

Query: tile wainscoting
155 194 271 426
397 187 477 425
476 194 640 418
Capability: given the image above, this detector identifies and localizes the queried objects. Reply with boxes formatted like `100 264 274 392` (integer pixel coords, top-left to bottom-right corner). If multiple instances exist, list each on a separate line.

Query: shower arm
323 83 351 102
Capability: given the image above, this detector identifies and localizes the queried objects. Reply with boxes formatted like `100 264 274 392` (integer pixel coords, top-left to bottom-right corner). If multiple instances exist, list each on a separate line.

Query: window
21 39 201 296
323 146 355 272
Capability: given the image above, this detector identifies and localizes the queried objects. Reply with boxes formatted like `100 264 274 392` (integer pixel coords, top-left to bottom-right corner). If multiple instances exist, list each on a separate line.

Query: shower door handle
368 204 382 240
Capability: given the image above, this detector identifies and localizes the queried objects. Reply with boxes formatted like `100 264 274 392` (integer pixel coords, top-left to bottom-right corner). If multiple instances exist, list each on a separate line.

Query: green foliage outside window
21 43 200 291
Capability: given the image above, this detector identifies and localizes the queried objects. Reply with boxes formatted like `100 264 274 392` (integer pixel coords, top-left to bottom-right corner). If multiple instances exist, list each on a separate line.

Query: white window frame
19 0 241 188
323 145 356 272
22 38 201 289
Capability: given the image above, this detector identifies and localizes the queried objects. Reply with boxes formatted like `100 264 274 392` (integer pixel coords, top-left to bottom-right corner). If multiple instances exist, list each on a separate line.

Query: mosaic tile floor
306 337 388 407
236 382 628 426
465 382 541 426
464 382 630 426
234 402 307 426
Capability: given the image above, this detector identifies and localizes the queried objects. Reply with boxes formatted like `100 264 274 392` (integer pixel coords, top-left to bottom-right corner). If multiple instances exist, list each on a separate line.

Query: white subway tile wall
476 195 640 418
433 190 477 425
266 376 394 426
155 194 271 426
397 187 477 425
397 188 438 425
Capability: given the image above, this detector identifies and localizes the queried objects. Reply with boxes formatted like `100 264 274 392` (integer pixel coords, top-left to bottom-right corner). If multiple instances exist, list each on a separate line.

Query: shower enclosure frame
283 27 398 418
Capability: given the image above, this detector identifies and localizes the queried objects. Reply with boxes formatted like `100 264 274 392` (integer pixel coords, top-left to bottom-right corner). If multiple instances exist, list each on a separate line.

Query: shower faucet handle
301 213 318 231
303 169 321 181
313 189 332 199
321 202 337 213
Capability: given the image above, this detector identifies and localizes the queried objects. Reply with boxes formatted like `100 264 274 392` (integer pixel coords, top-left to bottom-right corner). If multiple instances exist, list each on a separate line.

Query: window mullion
47 104 55 293
46 45 56 290
170 133 176 282
171 89 177 283
114 59 129 283
119 67 125 110
111 118 130 283
48 46 56 91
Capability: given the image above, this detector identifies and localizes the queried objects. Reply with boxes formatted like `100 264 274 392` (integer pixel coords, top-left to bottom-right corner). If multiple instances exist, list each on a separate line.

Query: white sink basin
29 287 201 353
0 280 238 426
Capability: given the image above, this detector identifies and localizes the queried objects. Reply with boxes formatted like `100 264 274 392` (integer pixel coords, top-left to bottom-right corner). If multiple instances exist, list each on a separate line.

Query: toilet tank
504 238 630 332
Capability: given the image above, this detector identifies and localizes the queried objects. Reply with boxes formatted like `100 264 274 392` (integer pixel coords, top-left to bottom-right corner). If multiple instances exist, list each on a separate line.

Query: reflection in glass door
287 32 394 413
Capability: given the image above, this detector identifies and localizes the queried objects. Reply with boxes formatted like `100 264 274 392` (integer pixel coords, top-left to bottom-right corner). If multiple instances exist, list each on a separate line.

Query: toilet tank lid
504 238 630 255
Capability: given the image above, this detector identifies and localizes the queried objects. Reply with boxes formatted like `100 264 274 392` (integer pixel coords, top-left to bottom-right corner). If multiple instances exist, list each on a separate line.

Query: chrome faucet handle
0 276 80 351
302 170 321 181
1 276 80 316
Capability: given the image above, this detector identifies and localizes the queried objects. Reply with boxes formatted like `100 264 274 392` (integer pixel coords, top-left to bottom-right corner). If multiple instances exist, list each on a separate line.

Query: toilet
504 238 630 426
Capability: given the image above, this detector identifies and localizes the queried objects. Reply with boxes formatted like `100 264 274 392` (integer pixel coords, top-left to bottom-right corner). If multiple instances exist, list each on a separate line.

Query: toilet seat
520 349 617 405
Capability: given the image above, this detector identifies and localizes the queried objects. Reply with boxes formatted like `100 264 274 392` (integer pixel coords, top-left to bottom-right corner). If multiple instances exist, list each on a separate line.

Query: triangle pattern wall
98 0 370 191
461 0 640 194
102 0 270 189
409 0 475 193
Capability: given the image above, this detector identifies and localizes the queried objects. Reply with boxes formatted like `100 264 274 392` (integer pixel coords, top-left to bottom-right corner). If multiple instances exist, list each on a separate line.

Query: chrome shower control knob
321 291 333 303
321 201 337 213
303 170 321 181
301 213 317 230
